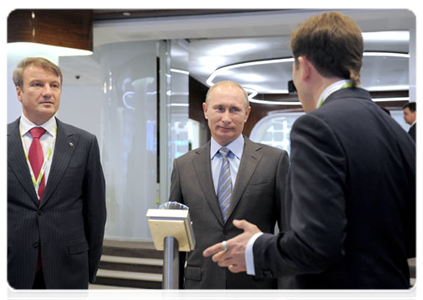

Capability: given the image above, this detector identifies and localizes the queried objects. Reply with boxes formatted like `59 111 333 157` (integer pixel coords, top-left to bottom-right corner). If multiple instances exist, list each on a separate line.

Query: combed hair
13 57 63 88
290 11 364 87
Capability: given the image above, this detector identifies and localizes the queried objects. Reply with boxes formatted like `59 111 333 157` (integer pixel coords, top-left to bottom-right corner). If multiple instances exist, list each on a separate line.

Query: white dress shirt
316 79 352 109
19 114 57 185
410 121 416 127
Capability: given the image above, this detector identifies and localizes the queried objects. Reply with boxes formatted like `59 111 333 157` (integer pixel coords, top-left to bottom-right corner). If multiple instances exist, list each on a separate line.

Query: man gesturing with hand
204 11 415 289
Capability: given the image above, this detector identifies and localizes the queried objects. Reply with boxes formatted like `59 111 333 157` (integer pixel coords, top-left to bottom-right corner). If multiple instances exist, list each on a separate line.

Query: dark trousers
28 269 51 300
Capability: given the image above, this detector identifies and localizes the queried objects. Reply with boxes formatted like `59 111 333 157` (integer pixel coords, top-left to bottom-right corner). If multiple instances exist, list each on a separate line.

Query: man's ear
16 86 23 103
203 102 208 119
298 56 312 81
244 106 251 123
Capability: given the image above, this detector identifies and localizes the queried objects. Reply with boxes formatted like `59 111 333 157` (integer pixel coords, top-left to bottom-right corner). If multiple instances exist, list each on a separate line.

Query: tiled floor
87 284 162 300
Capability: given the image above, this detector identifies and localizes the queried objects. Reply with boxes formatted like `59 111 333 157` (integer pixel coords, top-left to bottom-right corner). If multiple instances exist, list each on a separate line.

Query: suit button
32 242 39 248
37 210 42 216
223 229 228 235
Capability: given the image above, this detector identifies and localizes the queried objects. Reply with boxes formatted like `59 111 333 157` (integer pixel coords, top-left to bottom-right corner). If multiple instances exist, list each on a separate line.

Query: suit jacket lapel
41 119 78 207
226 137 262 219
192 142 225 226
8 118 40 205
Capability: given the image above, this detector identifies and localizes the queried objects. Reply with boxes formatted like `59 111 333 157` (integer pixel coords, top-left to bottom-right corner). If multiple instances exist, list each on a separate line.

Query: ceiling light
366 85 409 92
171 68 190 75
372 97 409 102
249 99 301 106
362 31 409 42
206 57 294 86
207 51 409 106
249 96 410 106
7 42 92 58
363 52 409 58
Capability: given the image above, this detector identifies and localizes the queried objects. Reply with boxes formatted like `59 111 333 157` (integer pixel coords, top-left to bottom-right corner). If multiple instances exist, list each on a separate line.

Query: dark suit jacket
170 137 290 289
253 88 416 289
8 117 107 289
408 120 420 147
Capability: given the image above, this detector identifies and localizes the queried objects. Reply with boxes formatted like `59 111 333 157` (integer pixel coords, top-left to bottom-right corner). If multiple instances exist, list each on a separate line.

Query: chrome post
162 236 179 289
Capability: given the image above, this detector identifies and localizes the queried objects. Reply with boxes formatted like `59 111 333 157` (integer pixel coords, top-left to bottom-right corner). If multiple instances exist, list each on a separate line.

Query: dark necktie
217 147 232 222
29 127 46 201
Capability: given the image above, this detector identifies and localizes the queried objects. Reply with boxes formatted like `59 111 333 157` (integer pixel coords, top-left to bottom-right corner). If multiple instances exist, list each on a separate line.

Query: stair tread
97 269 162 282
103 239 157 250
101 255 163 266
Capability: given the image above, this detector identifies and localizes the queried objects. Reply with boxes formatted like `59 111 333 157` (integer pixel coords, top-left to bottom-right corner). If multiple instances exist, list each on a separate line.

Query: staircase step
102 240 163 259
97 269 162 282
95 269 162 289
96 240 164 289
99 255 163 274
101 255 163 266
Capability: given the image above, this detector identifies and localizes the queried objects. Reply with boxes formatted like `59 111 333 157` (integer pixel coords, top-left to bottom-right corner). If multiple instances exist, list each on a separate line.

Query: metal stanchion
146 202 195 290
162 236 179 289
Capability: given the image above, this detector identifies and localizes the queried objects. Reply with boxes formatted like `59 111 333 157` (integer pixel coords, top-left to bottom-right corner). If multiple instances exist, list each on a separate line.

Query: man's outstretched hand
203 219 261 273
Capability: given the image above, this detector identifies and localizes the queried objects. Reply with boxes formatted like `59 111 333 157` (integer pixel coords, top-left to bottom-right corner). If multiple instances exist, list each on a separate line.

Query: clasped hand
203 219 261 273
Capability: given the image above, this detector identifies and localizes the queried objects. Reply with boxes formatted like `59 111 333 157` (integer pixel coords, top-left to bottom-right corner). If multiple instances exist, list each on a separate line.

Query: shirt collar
20 114 57 137
316 79 352 109
410 118 420 127
210 135 244 160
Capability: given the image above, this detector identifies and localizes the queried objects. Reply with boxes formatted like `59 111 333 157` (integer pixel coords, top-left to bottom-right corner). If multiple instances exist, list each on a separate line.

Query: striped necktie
217 147 232 222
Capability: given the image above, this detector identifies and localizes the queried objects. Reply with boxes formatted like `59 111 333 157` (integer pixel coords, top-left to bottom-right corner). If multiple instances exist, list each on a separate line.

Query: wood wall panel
8 9 93 51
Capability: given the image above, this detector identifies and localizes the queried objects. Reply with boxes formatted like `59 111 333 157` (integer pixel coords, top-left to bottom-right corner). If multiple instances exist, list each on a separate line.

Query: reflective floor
87 284 162 300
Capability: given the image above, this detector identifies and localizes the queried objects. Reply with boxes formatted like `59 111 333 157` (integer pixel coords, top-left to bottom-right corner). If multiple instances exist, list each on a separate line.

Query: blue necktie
217 147 232 222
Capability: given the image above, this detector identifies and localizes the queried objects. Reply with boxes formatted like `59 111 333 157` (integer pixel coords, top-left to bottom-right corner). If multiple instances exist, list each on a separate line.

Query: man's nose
42 85 53 96
222 111 231 123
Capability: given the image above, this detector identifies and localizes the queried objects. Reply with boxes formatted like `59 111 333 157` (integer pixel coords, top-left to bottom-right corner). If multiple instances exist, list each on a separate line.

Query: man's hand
203 219 261 273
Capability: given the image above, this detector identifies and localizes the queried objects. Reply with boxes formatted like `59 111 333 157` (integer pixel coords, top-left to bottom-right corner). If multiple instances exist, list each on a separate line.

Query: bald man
169 81 290 289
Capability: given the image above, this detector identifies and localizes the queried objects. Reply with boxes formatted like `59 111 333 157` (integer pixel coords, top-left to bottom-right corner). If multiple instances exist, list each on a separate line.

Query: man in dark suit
169 81 289 289
205 12 415 289
8 57 107 289
403 102 416 141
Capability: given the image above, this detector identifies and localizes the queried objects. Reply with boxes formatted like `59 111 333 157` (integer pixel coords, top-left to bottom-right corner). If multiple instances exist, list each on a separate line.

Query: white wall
58 85 102 145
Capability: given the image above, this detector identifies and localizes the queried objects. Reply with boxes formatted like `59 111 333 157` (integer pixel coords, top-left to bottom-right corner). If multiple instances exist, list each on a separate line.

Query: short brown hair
290 11 363 87
13 57 63 89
